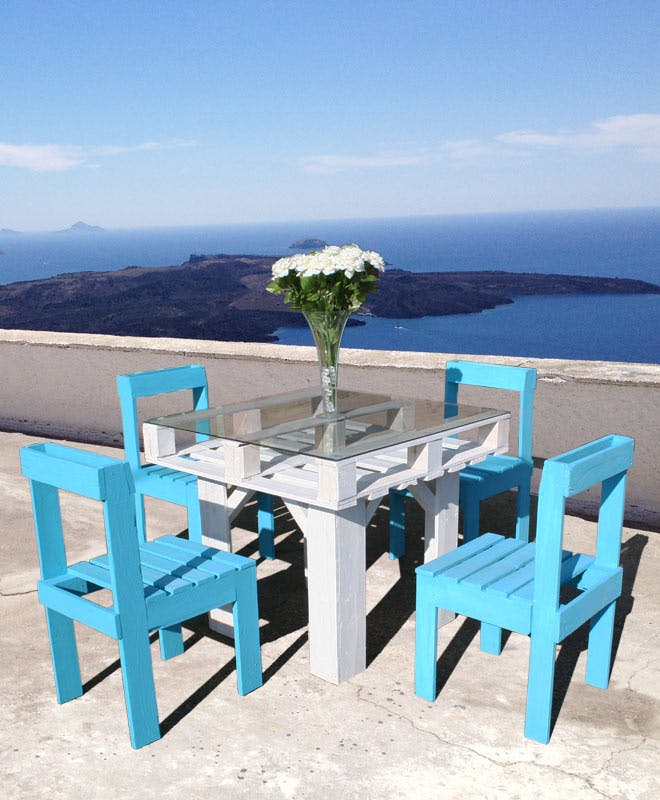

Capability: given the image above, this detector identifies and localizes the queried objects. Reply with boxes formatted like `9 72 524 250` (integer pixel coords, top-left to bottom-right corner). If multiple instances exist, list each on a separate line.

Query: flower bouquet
267 244 385 414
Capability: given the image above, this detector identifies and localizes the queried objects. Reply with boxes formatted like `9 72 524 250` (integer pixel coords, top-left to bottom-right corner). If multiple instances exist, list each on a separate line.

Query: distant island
1 222 103 235
56 221 104 234
0 254 657 342
289 238 327 250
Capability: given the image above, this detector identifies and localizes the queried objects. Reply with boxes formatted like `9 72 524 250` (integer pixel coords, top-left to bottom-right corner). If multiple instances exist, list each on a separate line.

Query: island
0 253 657 342
56 221 104 233
289 238 328 250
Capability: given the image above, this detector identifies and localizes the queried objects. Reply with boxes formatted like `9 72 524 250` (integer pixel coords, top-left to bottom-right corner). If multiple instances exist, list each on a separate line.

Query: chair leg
158 624 185 660
389 489 406 559
414 580 439 701
524 635 557 744
232 566 263 696
515 475 532 542
461 494 480 543
118 630 161 749
45 609 83 704
480 622 503 655
585 601 617 689
257 493 275 560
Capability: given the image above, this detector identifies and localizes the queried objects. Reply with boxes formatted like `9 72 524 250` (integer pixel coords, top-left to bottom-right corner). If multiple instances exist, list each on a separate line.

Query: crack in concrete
625 656 656 692
0 588 37 597
586 738 649 799
355 686 642 799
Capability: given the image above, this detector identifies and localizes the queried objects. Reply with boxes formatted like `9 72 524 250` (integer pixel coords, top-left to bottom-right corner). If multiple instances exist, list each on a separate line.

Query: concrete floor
1 431 658 799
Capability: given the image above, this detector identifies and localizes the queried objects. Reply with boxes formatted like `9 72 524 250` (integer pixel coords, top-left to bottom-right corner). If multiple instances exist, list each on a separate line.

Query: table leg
424 472 460 562
198 479 235 637
413 471 460 627
304 502 367 684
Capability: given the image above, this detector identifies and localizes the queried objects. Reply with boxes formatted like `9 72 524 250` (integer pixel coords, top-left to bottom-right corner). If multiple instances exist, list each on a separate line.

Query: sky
1 0 659 231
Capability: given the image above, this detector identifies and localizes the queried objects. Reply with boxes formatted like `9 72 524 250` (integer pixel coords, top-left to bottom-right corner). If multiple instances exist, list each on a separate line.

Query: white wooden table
144 389 510 684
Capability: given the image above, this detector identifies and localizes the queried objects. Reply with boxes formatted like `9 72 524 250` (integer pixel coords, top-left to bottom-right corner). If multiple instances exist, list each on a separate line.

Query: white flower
272 257 291 278
271 243 385 280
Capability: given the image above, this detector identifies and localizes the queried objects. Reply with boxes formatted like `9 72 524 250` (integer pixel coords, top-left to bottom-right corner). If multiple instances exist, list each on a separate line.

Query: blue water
276 295 660 363
1 208 659 363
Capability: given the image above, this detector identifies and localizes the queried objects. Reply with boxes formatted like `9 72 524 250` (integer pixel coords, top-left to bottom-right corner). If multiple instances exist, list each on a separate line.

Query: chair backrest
532 434 634 613
117 365 209 471
20 442 145 616
444 360 536 462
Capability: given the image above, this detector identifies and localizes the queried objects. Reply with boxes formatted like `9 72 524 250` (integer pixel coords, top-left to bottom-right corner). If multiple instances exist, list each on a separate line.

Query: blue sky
1 0 659 231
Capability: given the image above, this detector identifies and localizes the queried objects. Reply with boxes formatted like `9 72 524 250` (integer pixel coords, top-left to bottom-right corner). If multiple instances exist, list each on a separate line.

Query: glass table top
146 388 508 462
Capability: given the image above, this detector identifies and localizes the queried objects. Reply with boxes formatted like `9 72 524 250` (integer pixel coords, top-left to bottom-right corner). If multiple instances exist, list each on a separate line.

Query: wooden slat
90 554 192 595
147 539 235 579
355 454 403 473
512 553 595 601
417 533 503 578
138 546 217 586
461 542 535 590
556 570 622 639
440 537 522 583
68 560 113 589
68 560 164 599
357 466 426 501
156 535 250 572
37 580 120 638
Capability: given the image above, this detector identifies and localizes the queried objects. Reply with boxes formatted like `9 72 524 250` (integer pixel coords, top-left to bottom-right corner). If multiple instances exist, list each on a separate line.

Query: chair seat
134 465 198 503
459 456 532 507
416 532 619 639
460 454 529 481
39 535 252 636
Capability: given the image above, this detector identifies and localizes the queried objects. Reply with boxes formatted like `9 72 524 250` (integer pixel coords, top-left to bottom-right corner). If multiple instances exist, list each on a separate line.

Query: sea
1 207 659 364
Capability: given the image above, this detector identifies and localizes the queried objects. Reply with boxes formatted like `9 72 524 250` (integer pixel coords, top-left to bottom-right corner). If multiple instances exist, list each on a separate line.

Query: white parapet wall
1 329 658 526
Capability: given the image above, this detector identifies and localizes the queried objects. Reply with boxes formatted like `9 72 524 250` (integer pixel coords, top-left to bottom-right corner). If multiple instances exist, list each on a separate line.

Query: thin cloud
299 142 503 174
0 143 85 172
497 113 660 160
0 140 197 172
299 114 660 174
94 140 197 156
300 150 433 174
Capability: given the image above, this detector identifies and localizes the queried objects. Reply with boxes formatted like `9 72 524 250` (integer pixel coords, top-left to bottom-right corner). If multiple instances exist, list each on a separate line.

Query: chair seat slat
68 560 113 589
156 535 250 571
460 454 525 479
441 537 523 583
416 532 502 578
462 542 536 590
148 539 237 579
138 546 217 586
91 554 192 595
138 465 197 485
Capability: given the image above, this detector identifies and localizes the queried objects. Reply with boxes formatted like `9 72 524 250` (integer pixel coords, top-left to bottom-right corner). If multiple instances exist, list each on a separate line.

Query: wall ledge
2 329 658 387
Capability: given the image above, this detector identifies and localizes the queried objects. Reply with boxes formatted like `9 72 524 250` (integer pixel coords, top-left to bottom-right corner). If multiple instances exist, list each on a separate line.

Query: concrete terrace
1 331 658 799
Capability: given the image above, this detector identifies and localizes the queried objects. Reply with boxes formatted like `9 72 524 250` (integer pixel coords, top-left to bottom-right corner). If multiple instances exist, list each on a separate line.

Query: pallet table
144 389 510 684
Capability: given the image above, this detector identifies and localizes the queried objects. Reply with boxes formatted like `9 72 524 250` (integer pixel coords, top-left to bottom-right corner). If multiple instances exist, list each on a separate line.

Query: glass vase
303 308 351 416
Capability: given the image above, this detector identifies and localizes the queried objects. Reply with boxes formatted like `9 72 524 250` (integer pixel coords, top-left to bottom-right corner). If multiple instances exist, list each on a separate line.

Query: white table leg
198 479 235 637
412 471 460 627
424 472 460 562
304 502 367 684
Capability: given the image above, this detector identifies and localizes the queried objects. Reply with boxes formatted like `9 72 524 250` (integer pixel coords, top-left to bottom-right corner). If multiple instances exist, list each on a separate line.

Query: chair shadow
547 531 648 737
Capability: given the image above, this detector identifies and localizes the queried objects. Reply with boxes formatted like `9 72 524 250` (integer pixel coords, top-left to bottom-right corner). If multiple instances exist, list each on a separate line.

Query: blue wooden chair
20 441 263 749
389 360 536 558
415 434 634 743
117 365 276 558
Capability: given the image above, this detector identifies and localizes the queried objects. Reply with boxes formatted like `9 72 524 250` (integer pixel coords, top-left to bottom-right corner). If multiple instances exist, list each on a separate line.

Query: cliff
0 254 657 342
